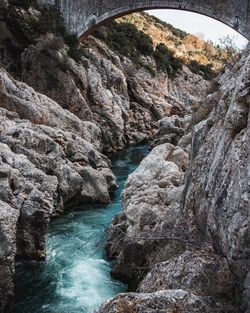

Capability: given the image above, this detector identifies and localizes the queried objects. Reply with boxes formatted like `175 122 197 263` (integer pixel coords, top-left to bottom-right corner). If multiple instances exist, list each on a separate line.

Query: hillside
94 12 238 79
118 12 237 67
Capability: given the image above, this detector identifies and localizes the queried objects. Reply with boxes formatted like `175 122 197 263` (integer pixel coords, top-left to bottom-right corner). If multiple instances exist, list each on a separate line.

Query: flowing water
13 145 149 313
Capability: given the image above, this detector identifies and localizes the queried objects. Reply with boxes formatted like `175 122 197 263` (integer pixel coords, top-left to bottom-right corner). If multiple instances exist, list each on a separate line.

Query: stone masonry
37 0 250 39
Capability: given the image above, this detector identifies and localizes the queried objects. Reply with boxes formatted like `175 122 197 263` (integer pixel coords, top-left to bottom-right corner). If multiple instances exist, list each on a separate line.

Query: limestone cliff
0 2 210 311
101 48 250 312
0 2 217 153
20 35 206 152
0 68 119 310
0 2 247 313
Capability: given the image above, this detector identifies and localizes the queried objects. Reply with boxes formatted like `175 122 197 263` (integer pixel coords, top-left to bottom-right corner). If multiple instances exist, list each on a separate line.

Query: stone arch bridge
37 0 250 40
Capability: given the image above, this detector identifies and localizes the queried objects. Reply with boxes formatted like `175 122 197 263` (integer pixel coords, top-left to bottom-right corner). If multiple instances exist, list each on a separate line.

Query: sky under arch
148 9 248 49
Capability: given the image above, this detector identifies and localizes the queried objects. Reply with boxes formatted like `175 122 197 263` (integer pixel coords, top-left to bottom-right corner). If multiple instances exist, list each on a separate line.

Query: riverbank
12 146 149 313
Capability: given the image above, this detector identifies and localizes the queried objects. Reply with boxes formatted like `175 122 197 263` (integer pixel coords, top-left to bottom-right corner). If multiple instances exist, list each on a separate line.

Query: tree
218 35 239 61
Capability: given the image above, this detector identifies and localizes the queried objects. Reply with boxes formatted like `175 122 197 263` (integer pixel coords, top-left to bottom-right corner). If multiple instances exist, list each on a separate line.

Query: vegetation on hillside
94 21 184 77
32 5 82 61
93 19 216 79
1 2 238 80
115 12 239 77
1 0 81 72
141 12 188 39
10 0 38 10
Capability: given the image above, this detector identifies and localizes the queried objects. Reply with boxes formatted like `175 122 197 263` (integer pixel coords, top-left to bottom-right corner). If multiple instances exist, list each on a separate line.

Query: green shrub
142 64 156 77
65 34 79 47
188 60 216 80
10 0 38 10
93 21 183 77
34 6 65 35
146 13 188 39
154 43 182 77
94 21 154 61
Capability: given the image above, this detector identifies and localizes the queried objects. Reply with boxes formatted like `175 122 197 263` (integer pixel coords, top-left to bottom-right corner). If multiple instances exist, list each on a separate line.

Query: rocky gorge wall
0 3 209 311
0 1 209 155
20 34 207 153
99 47 250 313
0 68 119 310
0 2 249 312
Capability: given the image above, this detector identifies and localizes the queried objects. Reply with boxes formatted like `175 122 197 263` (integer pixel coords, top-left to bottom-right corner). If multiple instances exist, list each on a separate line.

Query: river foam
13 145 149 313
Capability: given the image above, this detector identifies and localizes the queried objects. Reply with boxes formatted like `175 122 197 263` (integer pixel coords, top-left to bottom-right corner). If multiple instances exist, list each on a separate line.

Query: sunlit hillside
117 12 237 70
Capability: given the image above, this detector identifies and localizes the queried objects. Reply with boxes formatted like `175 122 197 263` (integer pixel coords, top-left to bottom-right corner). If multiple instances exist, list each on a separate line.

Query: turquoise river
12 145 149 313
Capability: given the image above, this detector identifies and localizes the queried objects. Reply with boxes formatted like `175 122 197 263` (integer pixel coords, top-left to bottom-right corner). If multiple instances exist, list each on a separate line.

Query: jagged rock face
0 7 208 310
0 6 209 154
0 200 19 310
106 143 189 288
20 35 207 152
0 141 58 311
139 249 235 297
95 290 236 313
183 47 250 310
152 114 192 150
0 4 247 312
0 68 102 147
0 141 58 258
0 69 118 207
103 48 250 312
0 69 117 310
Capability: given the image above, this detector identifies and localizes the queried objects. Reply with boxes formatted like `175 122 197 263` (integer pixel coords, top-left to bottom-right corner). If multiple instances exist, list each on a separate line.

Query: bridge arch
37 0 250 40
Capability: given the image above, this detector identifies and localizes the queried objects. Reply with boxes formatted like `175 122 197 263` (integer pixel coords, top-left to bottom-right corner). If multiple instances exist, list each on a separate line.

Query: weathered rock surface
95 289 236 313
0 7 208 309
183 46 250 311
103 48 250 312
0 200 19 311
0 140 58 311
152 114 191 150
0 3 248 313
20 35 207 152
0 68 117 310
0 69 116 204
139 249 234 297
2 8 199 154
0 141 58 258
106 143 189 288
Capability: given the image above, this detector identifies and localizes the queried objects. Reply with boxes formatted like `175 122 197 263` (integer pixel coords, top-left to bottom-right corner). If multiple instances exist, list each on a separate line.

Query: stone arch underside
37 0 250 40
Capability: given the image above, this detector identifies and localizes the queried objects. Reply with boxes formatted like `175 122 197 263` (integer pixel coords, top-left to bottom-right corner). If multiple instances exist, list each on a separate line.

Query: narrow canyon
0 1 249 313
